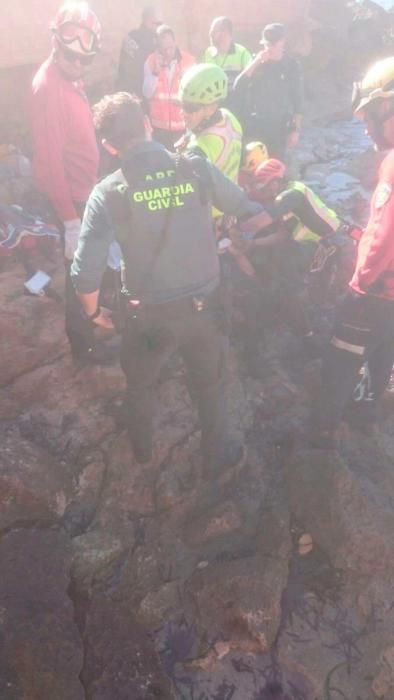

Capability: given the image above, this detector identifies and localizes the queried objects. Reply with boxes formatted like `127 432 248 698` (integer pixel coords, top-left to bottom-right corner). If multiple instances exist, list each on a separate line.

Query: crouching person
71 92 269 474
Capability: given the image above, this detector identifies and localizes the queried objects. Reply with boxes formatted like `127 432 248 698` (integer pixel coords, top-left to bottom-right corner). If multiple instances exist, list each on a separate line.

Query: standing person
29 2 113 364
117 5 160 100
234 23 303 160
313 57 394 445
178 64 242 187
178 63 245 323
202 16 252 113
70 93 270 472
143 25 195 150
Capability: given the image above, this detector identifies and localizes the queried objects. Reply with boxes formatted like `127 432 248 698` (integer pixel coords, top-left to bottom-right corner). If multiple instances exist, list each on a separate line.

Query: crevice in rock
0 519 62 539
0 350 68 390
67 577 90 700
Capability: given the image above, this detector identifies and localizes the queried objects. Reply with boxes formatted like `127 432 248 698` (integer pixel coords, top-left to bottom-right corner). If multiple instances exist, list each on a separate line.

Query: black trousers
315 290 394 433
120 294 229 463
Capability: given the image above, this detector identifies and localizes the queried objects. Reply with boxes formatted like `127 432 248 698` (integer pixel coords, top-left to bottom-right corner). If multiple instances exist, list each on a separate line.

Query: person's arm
354 180 394 291
234 46 274 84
287 58 304 147
71 184 115 325
142 55 161 99
30 82 78 222
273 188 337 238
202 159 274 233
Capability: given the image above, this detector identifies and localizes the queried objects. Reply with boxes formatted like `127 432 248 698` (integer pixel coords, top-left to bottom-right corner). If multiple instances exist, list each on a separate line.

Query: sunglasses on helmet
57 22 98 54
181 102 203 114
61 45 95 65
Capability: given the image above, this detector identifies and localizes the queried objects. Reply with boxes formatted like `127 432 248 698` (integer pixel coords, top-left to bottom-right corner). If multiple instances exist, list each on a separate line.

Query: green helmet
179 63 228 105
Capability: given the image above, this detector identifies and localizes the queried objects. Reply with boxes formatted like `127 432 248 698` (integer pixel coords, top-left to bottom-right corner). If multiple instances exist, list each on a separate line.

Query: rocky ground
1 114 394 700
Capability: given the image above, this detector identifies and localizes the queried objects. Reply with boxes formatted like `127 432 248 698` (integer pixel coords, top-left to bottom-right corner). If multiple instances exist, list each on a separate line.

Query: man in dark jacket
234 23 303 160
117 5 160 99
71 92 272 473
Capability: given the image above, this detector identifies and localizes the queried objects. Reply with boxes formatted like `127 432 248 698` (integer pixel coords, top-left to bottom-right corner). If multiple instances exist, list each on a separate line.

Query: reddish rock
187 556 287 654
183 500 243 547
0 266 67 387
0 425 74 531
286 449 394 581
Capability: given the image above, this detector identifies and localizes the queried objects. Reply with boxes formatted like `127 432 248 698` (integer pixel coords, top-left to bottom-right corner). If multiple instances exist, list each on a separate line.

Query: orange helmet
52 2 101 55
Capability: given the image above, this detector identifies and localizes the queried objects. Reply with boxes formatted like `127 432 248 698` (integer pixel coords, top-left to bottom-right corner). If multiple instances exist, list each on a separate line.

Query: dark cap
260 23 286 46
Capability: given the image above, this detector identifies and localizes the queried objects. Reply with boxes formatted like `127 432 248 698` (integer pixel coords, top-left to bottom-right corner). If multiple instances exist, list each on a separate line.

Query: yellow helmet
243 141 269 172
353 57 394 114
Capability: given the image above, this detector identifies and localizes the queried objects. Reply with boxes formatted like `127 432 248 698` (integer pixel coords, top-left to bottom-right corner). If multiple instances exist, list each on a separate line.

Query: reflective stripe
330 336 365 355
290 181 340 242
293 225 310 242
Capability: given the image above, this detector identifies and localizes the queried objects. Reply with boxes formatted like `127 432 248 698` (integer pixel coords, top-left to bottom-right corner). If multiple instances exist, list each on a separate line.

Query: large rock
0 425 74 531
80 593 174 699
186 556 287 657
70 529 128 594
286 449 394 581
0 529 84 700
278 592 394 700
0 266 67 387
0 359 123 457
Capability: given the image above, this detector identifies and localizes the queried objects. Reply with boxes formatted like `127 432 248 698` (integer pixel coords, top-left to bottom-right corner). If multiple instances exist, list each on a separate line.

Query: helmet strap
195 108 222 134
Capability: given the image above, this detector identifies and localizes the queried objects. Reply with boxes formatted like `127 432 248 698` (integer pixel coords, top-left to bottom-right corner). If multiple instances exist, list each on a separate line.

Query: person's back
101 143 220 303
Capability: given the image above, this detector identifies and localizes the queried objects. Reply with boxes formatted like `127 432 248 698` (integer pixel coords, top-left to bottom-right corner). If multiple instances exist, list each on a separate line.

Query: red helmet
52 2 101 55
254 159 287 187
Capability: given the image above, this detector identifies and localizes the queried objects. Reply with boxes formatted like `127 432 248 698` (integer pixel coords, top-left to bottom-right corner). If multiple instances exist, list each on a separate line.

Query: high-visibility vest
288 181 341 243
203 43 252 88
187 109 243 216
147 51 195 132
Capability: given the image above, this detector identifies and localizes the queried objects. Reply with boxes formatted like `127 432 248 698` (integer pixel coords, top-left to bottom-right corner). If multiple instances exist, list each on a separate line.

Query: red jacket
351 149 394 300
30 57 99 222
146 50 195 132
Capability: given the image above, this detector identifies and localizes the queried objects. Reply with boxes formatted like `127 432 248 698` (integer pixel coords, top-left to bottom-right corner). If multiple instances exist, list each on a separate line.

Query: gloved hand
64 218 81 260
323 229 349 249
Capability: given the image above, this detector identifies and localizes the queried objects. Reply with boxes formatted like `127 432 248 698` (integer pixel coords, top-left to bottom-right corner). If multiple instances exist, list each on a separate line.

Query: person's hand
257 47 276 63
287 129 300 149
64 218 81 260
92 306 114 330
